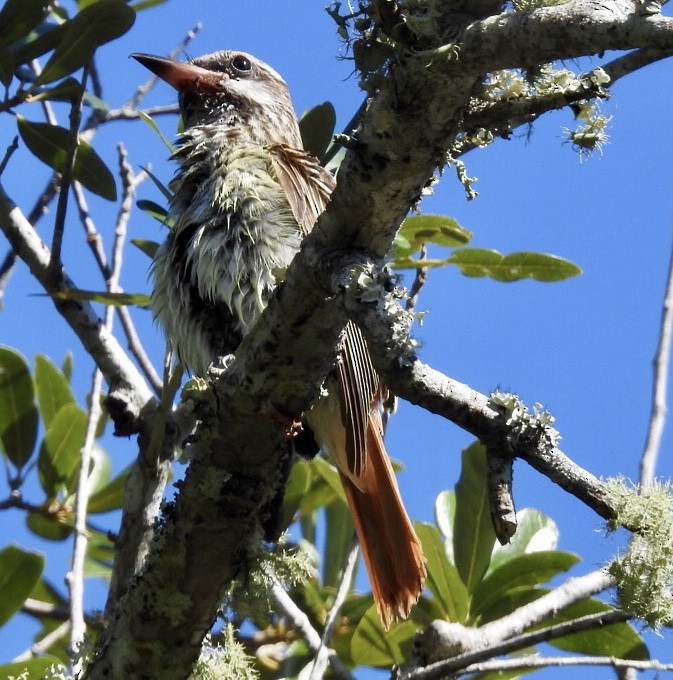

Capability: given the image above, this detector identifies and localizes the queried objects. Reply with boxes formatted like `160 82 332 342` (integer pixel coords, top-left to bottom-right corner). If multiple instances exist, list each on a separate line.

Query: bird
132 50 426 628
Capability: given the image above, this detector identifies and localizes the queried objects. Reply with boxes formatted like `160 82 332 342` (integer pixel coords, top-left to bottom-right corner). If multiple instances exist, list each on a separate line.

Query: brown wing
269 143 382 478
268 144 335 235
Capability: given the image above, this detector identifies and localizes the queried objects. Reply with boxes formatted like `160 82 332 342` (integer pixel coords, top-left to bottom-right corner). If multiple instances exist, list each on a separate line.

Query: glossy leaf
0 0 50 45
283 458 312 531
350 604 418 666
545 598 649 659
0 545 45 627
140 164 173 201
299 102 336 159
131 0 171 9
453 442 496 593
400 214 472 250
55 288 150 308
137 110 176 152
131 238 160 260
0 346 38 469
489 508 559 574
17 117 117 200
323 500 355 588
26 77 84 103
434 489 456 564
38 402 87 496
136 199 169 224
36 0 135 85
88 465 130 513
26 511 72 541
0 44 13 87
416 522 469 622
34 353 75 429
471 551 580 621
449 248 582 282
11 21 64 67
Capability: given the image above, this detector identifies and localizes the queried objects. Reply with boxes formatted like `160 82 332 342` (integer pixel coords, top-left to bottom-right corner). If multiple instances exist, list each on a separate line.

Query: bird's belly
152 202 301 375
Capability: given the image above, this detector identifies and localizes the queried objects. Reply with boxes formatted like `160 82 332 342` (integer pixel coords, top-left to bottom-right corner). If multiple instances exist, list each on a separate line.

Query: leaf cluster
0 347 129 672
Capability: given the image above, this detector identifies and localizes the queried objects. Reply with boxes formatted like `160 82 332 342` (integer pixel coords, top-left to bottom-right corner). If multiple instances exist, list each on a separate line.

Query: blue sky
0 1 671 676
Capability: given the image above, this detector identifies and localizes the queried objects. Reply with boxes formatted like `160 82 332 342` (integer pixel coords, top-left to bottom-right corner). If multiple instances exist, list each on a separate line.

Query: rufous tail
338 419 426 629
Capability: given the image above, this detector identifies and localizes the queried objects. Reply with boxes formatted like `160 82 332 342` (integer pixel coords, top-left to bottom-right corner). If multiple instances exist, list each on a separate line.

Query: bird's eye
231 55 252 73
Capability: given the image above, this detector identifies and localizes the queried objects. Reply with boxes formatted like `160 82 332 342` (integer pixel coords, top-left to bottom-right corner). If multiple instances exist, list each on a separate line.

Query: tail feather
339 419 426 629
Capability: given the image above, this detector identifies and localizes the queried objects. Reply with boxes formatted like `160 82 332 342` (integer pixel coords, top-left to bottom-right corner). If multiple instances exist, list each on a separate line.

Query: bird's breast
152 129 303 374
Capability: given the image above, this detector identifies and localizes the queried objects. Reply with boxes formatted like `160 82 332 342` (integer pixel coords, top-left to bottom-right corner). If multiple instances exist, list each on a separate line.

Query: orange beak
131 53 225 93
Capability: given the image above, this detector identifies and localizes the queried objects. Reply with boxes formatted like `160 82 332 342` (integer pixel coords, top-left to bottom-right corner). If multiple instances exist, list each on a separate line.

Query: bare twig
68 363 105 669
270 584 353 680
51 66 89 269
308 540 359 680
640 230 673 486
457 654 673 675
406 243 428 312
407 569 615 679
12 620 70 663
125 22 202 110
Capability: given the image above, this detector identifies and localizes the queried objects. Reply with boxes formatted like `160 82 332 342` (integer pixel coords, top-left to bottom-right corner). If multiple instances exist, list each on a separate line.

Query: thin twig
270 583 353 680
115 145 162 392
308 539 359 680
50 66 89 269
68 364 104 669
125 22 202 110
406 568 615 679
406 243 428 312
12 620 70 663
0 136 19 176
640 228 673 486
458 655 673 675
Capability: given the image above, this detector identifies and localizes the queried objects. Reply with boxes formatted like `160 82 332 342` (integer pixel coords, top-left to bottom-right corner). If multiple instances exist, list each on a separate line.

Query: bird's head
132 50 302 147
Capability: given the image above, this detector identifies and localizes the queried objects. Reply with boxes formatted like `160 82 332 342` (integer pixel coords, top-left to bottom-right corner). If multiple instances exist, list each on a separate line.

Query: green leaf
350 604 418 666
140 164 173 202
137 110 176 153
399 214 472 250
299 102 336 159
323 500 355 588
38 402 87 496
489 508 559 573
448 248 582 282
0 657 64 679
26 77 84 103
0 0 50 46
88 465 130 513
130 0 170 9
26 510 73 541
311 456 347 505
11 22 65 68
34 353 75 429
434 490 456 563
17 117 117 200
0 44 14 87
545 598 649 659
55 287 150 308
471 551 580 622
453 442 496 593
0 545 45 627
0 345 38 469
36 0 135 85
136 199 169 224
416 522 469 622
283 458 312 529
131 238 160 260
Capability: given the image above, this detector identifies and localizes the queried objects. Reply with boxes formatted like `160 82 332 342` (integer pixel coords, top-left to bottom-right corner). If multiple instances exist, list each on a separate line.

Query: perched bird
132 50 426 628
